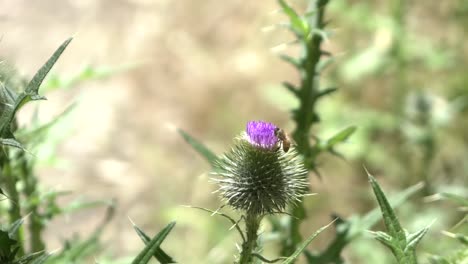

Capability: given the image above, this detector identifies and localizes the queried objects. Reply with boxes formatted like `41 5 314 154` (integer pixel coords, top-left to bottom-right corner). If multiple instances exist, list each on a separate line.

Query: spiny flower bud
212 121 309 215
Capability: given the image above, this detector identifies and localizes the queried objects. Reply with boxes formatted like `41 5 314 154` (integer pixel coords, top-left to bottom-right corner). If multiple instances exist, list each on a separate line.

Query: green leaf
0 38 73 149
131 222 176 264
366 171 428 264
324 126 356 149
442 231 468 246
282 220 335 264
0 229 17 259
8 216 26 239
305 182 423 263
316 87 338 99
405 225 431 251
278 0 309 36
317 57 335 72
282 81 299 97
16 103 76 145
15 251 47 264
25 38 73 95
178 129 217 165
131 221 176 263
279 54 302 69
0 138 24 149
367 174 405 241
29 252 51 264
0 84 17 106
356 182 424 236
440 193 468 206
429 255 451 264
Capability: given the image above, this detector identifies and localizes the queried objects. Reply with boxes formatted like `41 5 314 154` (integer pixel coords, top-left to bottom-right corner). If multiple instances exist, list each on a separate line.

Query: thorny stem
292 0 329 159
16 150 45 252
239 213 262 264
285 0 330 258
0 148 25 256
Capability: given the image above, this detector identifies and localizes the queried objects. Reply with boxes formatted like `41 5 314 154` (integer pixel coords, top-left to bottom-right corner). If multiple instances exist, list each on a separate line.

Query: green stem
0 149 25 256
391 0 408 116
292 0 329 156
239 213 262 264
285 0 330 259
419 132 435 196
17 150 45 252
395 249 418 264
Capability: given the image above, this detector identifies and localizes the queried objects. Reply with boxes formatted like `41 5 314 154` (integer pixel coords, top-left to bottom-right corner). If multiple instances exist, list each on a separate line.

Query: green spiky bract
212 135 309 216
212 134 309 264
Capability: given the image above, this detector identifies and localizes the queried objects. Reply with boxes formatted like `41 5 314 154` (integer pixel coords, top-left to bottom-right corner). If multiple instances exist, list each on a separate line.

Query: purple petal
246 121 278 149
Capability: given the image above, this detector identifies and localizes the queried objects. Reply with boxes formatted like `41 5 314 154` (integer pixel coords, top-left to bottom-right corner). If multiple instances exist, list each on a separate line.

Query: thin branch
252 253 287 263
182 205 246 242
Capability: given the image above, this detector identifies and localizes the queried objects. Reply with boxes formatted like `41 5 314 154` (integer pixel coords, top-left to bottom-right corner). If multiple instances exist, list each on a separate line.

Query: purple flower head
246 121 278 149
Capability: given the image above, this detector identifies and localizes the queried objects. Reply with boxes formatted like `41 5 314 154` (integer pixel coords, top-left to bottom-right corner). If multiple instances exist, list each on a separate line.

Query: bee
274 127 292 152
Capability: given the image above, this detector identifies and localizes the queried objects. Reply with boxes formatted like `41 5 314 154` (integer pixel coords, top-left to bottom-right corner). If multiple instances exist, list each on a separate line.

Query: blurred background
0 0 467 263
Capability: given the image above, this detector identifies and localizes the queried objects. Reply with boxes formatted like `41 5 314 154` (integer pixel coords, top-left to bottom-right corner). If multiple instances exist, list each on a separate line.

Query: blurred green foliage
1 0 467 263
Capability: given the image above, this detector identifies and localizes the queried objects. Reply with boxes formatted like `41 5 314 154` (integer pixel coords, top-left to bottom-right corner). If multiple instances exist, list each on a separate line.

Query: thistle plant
0 1 461 264
212 121 309 263
0 38 118 263
366 171 431 264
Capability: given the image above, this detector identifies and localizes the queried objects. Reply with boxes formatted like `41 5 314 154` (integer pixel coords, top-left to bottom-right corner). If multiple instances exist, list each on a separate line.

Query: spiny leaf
29 252 51 264
278 0 308 36
429 255 451 264
25 38 73 94
0 230 17 257
178 129 217 165
15 251 47 264
367 230 393 247
0 84 17 105
367 173 405 241
366 171 428 264
440 193 468 206
282 81 299 96
357 182 424 236
316 87 337 99
8 216 26 239
279 54 302 69
405 225 431 251
131 220 176 263
282 219 336 264
441 231 468 246
0 38 73 149
317 57 335 72
131 222 176 264
16 103 76 146
0 138 24 149
324 126 356 149
305 182 424 263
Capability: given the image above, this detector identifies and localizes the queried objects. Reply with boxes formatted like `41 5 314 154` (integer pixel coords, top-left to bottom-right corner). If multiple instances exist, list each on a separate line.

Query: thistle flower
212 121 309 216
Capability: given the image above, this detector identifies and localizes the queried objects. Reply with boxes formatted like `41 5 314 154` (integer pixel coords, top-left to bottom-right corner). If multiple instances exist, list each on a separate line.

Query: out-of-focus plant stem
0 150 25 256
16 150 45 252
284 0 330 258
391 0 408 116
